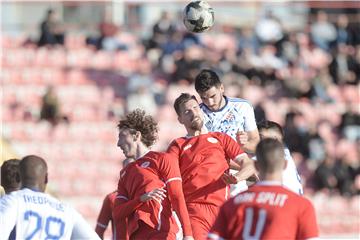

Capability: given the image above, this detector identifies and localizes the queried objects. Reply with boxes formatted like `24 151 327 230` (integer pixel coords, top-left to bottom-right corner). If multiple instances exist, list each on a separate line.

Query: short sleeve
218 133 244 160
242 102 257 132
167 140 181 157
296 199 319 239
96 193 113 227
0 193 18 240
158 153 182 185
116 176 129 202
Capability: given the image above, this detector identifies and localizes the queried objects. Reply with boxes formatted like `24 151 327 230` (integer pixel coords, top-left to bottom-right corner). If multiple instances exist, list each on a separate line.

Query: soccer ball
183 1 214 33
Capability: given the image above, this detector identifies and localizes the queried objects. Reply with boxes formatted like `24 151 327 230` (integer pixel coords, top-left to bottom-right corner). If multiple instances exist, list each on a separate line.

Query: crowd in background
5 8 360 197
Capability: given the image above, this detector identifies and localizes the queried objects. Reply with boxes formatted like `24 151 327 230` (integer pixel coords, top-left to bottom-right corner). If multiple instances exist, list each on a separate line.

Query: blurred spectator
334 156 357 196
310 11 337 50
329 44 358 85
339 104 360 141
255 10 284 46
38 9 65 47
126 86 157 116
86 9 127 51
40 86 60 125
284 112 311 158
313 154 337 193
147 11 176 49
336 14 351 45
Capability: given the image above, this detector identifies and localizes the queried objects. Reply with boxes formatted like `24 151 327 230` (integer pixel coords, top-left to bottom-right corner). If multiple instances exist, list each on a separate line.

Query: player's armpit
166 180 193 237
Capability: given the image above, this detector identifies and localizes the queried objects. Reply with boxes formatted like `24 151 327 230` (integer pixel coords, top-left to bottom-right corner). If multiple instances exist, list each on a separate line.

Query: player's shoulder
146 151 166 159
209 131 233 142
227 97 253 107
169 136 188 147
209 131 226 139
107 190 118 201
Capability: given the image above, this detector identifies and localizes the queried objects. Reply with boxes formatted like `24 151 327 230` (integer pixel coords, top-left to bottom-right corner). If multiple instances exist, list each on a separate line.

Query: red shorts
187 203 220 240
130 221 177 240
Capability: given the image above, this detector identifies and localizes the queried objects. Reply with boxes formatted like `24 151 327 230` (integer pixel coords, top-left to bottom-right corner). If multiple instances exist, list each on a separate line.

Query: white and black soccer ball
183 1 214 33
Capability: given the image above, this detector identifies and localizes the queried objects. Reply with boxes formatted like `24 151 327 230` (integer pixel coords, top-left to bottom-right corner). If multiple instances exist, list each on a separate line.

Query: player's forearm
242 138 259 154
234 159 256 181
167 181 193 237
95 226 105 239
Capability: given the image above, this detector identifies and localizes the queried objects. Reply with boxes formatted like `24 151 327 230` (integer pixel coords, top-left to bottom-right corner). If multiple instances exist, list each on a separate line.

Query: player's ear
177 116 183 124
283 160 287 170
254 161 260 172
45 173 48 185
219 83 225 94
134 131 141 141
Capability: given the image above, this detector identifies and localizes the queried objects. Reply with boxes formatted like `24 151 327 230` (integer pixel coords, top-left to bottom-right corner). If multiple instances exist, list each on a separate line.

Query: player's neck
260 173 283 182
22 183 45 192
187 126 208 137
135 144 150 160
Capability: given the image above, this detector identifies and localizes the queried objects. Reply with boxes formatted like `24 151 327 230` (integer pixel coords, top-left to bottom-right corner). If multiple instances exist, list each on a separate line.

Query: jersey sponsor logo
183 144 192 151
207 137 218 144
140 161 150 168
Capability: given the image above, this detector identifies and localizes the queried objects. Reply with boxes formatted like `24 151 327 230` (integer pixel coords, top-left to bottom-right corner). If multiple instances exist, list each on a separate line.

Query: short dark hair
117 109 158 147
20 155 48 187
1 159 21 193
195 69 222 93
256 138 285 174
174 93 198 116
257 120 284 138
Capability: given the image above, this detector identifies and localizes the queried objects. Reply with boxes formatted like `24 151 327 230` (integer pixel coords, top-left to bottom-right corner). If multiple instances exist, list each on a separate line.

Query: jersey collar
256 180 282 186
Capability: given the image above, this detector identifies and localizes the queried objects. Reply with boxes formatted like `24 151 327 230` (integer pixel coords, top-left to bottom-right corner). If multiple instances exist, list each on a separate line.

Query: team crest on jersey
183 144 192 151
207 137 218 143
140 161 150 168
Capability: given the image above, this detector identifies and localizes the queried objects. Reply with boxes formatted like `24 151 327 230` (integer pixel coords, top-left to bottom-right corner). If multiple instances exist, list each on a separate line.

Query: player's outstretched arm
236 129 260 154
95 193 113 239
167 180 193 239
232 153 257 182
72 208 101 240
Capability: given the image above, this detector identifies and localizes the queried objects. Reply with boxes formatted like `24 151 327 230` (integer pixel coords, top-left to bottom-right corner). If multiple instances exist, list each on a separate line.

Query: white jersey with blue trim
283 148 304 195
0 188 100 240
200 96 258 195
200 96 258 141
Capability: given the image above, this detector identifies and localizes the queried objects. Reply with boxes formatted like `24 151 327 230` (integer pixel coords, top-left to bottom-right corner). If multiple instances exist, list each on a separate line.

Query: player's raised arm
71 207 101 240
160 153 193 239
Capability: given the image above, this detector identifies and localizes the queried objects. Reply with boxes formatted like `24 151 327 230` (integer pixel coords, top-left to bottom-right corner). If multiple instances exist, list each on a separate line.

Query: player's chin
191 120 203 130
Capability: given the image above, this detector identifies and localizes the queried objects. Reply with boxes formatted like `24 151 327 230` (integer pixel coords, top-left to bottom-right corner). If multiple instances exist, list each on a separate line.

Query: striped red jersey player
208 139 319 240
167 93 256 240
113 109 193 240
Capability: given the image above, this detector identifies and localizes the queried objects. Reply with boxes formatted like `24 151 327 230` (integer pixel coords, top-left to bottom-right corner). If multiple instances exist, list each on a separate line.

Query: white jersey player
195 69 260 195
0 155 100 240
200 97 258 142
257 120 304 195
